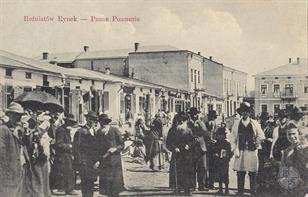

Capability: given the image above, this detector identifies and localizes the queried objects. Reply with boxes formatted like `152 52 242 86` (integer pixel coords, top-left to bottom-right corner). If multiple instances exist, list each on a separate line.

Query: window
216 104 222 116
273 84 280 97
304 85 308 93
5 68 13 77
273 104 280 114
197 71 200 84
285 84 294 96
261 104 268 112
5 86 14 107
191 69 193 82
25 72 32 79
194 70 197 83
43 75 49 86
261 84 267 96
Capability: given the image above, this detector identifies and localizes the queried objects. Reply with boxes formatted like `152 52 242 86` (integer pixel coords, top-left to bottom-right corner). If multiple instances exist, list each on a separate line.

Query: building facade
254 58 308 116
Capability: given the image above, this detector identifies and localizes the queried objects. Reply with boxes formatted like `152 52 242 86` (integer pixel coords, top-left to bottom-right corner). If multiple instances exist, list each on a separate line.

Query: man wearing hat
96 113 124 197
230 102 265 195
0 102 28 197
73 111 99 197
187 107 209 191
54 113 78 195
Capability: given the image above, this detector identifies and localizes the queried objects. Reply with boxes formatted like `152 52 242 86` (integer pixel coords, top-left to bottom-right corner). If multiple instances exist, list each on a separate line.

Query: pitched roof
255 58 308 76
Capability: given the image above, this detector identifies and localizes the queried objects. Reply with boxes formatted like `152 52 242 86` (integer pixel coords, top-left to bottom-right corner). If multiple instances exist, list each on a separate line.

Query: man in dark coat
187 107 209 191
97 113 124 197
0 102 28 197
73 111 99 197
166 112 194 196
55 113 78 195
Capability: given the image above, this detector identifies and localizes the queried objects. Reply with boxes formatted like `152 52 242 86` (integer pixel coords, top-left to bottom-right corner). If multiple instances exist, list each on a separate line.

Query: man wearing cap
73 111 99 197
0 102 28 197
96 113 124 197
187 107 209 191
230 102 265 195
54 113 78 195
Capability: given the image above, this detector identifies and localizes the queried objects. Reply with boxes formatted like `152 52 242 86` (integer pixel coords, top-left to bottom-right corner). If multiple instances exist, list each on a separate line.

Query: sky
0 0 307 91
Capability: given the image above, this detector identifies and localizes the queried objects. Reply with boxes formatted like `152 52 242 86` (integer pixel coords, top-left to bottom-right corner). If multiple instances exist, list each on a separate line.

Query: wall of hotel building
129 51 190 90
254 99 308 116
73 58 128 76
255 76 308 99
202 59 224 98
187 53 203 92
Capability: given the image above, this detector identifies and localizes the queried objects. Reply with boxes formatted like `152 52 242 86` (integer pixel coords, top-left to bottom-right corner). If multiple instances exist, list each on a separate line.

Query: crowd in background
0 100 307 197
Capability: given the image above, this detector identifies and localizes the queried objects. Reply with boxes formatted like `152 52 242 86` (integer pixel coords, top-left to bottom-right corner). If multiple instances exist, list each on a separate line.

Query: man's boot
249 172 257 196
237 171 246 195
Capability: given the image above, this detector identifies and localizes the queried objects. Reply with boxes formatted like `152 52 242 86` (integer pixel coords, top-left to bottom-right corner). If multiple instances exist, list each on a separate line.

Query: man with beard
55 113 78 195
166 112 194 196
73 111 99 197
0 102 28 197
230 102 265 196
187 107 209 191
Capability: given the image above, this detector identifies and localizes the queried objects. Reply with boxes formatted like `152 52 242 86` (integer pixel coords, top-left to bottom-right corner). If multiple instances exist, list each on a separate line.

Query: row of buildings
0 43 247 123
4 43 306 124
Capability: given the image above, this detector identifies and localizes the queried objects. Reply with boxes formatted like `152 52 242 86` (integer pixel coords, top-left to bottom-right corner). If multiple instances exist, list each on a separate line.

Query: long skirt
233 150 259 172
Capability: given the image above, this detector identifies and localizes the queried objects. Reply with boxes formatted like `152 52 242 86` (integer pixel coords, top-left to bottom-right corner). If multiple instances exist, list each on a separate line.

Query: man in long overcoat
0 102 28 197
187 107 209 191
97 113 124 197
73 111 99 197
55 113 78 195
230 102 265 195
166 112 194 196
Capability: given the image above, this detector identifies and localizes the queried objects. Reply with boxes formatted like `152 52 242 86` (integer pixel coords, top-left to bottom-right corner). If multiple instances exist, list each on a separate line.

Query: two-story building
254 57 308 116
203 57 247 117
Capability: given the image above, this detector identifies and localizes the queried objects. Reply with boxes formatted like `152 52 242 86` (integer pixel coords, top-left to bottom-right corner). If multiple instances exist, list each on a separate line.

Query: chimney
84 46 89 52
209 56 213 60
296 57 300 64
42 52 49 60
289 58 292 64
197 52 201 55
105 67 110 75
134 42 140 52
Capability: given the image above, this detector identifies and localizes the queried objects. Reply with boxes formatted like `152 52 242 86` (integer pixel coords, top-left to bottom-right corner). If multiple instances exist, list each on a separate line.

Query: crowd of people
0 102 124 197
0 100 307 197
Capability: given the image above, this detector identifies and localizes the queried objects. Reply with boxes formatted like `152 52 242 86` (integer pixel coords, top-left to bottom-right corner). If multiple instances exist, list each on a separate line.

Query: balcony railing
280 91 297 101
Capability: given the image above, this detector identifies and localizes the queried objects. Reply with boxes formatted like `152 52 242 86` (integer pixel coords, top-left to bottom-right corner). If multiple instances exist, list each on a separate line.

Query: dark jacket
166 126 195 189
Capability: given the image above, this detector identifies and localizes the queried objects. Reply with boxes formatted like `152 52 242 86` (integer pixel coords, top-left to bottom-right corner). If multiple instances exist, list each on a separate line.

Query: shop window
24 87 32 92
274 104 280 114
139 96 146 114
5 86 14 107
261 104 268 112
102 91 109 113
25 72 32 79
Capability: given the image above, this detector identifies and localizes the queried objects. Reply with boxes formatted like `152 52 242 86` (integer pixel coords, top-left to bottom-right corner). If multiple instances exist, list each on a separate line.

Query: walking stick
174 151 179 195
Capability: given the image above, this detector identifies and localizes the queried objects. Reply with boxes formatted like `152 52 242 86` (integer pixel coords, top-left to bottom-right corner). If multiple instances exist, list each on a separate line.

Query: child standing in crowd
212 127 232 195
